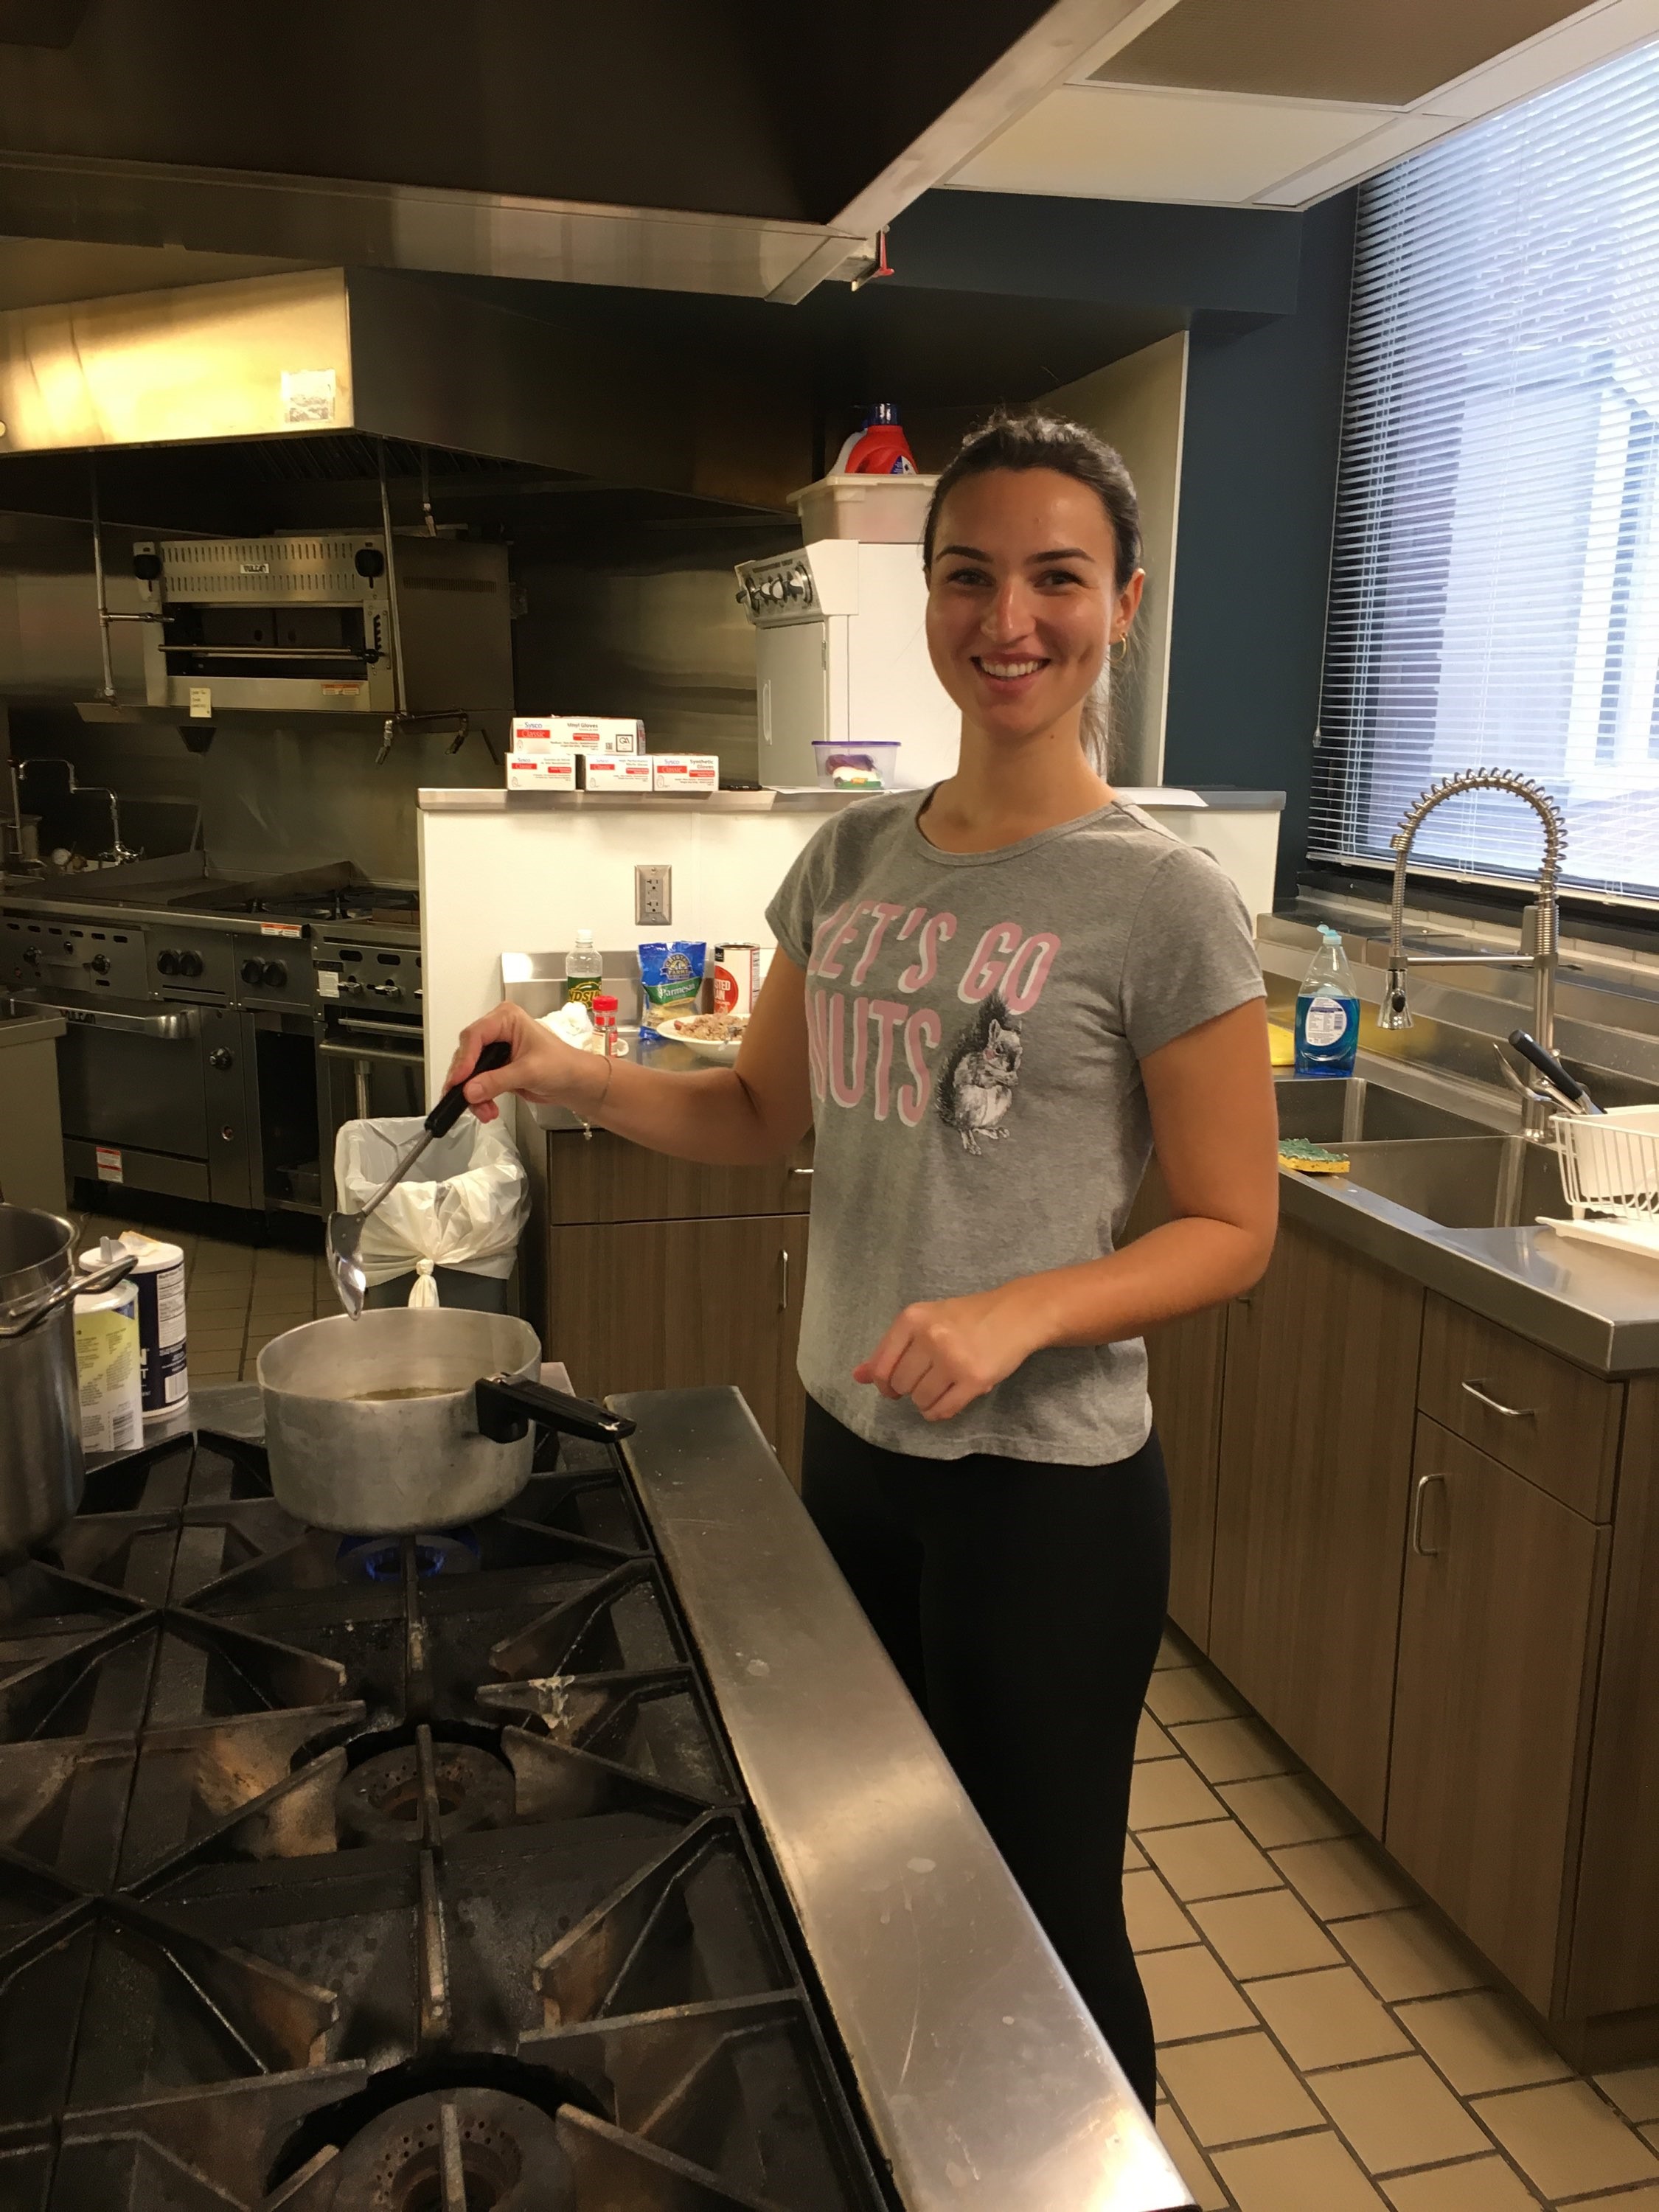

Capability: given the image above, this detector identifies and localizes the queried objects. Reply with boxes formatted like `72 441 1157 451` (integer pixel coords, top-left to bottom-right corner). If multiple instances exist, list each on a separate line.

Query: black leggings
800 1397 1170 2115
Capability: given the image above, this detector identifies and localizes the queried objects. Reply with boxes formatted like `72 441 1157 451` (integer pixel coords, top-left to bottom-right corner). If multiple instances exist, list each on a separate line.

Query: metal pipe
376 439 410 735
87 457 115 703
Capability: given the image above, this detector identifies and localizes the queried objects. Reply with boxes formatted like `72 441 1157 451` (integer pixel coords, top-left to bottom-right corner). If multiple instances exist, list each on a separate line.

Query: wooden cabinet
1124 1163 1230 1649
1416 1293 1623 1520
1145 1304 1228 1646
1386 1416 1608 2015
527 1128 812 1481
1209 1217 1425 1837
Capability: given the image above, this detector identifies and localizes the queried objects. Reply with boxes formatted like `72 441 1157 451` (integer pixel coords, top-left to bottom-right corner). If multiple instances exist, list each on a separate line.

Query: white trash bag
333 1113 528 1306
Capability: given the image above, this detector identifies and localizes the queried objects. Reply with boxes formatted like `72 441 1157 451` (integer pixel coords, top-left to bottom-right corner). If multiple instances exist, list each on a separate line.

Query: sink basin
1276 1075 1492 1144
1314 1134 1568 1230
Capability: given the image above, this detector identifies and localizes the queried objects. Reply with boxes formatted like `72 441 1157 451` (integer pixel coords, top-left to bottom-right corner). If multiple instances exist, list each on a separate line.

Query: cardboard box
511 715 644 755
650 753 720 793
582 754 654 793
506 751 579 790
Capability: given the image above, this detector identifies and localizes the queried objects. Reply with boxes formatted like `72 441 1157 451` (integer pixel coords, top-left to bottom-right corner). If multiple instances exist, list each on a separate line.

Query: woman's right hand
445 1002 608 1124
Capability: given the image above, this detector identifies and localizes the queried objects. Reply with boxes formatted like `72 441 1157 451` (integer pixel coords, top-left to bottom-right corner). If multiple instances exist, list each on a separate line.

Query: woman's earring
1109 636 1129 664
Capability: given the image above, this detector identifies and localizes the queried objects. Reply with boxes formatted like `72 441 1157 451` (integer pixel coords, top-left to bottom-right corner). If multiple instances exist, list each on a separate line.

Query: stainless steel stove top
0 1422 886 2211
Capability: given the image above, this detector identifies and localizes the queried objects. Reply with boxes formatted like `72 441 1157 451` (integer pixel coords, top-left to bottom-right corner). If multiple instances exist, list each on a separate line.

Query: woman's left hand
854 1286 1044 1422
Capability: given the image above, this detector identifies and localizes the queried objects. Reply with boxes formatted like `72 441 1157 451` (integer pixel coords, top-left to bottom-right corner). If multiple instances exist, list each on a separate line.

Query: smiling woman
445 409 1279 2118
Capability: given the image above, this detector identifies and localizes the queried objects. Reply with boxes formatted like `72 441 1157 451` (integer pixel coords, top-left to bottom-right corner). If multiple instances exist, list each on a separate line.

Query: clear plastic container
563 929 602 1006
813 740 901 791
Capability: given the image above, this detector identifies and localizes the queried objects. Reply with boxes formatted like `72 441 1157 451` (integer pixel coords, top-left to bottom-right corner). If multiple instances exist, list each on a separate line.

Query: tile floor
74 1203 1659 2211
1135 1632 1659 2211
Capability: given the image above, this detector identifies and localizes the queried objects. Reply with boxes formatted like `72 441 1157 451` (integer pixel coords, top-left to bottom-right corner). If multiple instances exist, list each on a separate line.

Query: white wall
417 788 1282 1100
1048 333 1189 787
418 798 830 1093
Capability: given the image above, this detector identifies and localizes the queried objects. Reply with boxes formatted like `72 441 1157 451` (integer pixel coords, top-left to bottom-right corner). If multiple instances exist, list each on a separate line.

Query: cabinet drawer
544 1130 813 1224
1418 1293 1623 1520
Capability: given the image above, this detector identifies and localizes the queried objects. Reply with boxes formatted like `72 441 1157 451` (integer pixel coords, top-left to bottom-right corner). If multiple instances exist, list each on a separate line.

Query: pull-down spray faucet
1376 770 1567 1140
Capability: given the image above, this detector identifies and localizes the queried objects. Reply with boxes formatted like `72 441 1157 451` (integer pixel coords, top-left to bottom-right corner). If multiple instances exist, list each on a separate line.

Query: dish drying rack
1546 1107 1659 1259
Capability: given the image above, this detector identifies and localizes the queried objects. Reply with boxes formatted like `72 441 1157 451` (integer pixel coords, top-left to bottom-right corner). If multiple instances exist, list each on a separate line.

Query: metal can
80 1234 189 1421
712 944 766 1018
73 1276 142 1457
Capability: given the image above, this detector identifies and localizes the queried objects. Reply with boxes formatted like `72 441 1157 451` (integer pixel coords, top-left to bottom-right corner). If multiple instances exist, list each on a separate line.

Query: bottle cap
593 995 618 1012
575 927 594 945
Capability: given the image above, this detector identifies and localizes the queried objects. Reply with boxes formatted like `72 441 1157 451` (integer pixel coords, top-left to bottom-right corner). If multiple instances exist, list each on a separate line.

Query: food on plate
671 1012 748 1043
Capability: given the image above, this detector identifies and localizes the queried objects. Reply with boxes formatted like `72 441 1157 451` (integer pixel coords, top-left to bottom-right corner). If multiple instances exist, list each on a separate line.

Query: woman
446 413 1279 2111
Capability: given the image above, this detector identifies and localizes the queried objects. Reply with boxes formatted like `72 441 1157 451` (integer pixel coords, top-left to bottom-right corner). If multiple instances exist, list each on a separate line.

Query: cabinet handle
1461 1379 1532 1420
790 1166 814 1177
1411 1472 1447 1557
779 1248 790 1313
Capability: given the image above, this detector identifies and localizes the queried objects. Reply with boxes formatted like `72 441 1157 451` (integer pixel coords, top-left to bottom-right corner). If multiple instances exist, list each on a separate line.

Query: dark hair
921 410 1142 587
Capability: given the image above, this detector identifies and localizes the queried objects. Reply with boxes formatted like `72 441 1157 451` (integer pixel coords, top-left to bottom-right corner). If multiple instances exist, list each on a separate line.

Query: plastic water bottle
564 929 602 1008
1295 924 1360 1077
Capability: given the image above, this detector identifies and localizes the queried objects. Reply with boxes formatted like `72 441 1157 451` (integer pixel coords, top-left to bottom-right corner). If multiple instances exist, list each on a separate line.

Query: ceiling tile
947 84 1382 204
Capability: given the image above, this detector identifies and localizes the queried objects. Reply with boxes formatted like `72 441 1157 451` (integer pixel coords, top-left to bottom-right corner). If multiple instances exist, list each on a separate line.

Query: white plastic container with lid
789 473 939 545
80 1232 187 1421
73 1275 142 1456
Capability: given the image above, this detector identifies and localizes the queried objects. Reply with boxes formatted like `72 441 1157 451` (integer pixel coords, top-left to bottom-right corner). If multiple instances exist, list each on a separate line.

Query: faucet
1376 768 1567 1140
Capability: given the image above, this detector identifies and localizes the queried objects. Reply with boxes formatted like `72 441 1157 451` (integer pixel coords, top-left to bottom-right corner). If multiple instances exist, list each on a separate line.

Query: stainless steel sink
1308 1134 1568 1230
1276 1074 1492 1144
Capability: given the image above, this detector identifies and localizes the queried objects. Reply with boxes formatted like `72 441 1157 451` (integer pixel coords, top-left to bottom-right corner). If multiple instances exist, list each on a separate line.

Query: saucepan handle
474 1374 636 1447
0 1252 136 1340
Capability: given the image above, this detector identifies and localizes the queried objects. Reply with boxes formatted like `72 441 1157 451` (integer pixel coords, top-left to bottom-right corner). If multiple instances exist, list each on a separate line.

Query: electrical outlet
635 863 672 927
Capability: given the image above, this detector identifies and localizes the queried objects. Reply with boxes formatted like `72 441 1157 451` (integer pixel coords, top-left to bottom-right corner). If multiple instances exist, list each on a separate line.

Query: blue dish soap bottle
1295 924 1360 1077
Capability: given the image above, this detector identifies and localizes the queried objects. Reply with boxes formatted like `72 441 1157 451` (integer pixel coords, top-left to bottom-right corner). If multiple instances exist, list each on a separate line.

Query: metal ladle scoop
326 1040 512 1318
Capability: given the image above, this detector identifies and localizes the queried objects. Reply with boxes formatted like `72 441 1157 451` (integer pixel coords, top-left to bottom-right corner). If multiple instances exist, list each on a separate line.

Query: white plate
652 1015 746 1065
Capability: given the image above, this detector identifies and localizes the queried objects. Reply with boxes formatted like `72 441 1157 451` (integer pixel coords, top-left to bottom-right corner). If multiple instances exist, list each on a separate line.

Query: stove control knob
21 947 39 964
765 575 785 603
156 949 180 976
87 954 110 974
369 979 402 999
262 960 288 989
240 959 264 986
338 975 363 994
785 566 811 603
209 1048 234 1071
177 950 204 978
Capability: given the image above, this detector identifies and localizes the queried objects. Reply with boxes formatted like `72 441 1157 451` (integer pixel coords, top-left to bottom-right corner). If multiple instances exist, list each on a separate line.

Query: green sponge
1278 1137 1351 1175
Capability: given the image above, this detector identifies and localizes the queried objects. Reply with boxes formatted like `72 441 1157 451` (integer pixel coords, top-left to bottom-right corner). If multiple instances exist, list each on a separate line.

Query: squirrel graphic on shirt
938 992 1023 1155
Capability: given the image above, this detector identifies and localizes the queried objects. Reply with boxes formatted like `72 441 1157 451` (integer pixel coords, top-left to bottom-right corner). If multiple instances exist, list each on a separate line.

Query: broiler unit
128 530 512 726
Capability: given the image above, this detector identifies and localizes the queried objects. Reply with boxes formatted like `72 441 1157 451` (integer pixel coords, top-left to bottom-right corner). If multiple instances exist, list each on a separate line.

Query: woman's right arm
443 953 814 1167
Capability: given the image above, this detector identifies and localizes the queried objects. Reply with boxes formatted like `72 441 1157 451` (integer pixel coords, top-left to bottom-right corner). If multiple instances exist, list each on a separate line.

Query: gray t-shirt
765 793 1265 1466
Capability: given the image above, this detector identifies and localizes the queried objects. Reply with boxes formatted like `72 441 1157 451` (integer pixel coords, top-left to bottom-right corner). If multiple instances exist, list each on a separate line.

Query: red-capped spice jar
592 993 620 1057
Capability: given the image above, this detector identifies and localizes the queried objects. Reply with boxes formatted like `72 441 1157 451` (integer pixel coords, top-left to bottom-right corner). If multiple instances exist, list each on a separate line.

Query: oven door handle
32 1000 200 1040
318 1037 425 1067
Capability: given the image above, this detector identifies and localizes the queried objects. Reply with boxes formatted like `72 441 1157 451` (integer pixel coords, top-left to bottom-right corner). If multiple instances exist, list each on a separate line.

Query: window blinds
1315 39 1659 903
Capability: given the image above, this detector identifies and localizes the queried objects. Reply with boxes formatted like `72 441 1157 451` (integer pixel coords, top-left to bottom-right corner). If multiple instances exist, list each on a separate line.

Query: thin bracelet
579 1054 615 1133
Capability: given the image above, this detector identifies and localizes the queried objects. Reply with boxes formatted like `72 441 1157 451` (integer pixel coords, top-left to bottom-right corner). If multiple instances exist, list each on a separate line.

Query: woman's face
925 466 1143 747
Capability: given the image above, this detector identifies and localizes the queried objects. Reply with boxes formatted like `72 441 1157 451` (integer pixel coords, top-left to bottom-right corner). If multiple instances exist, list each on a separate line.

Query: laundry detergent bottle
1294 924 1361 1077
832 402 918 476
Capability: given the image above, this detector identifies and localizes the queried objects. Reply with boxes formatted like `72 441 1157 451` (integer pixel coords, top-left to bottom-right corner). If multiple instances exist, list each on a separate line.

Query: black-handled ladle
326 1040 513 1318
1507 1029 1601 1115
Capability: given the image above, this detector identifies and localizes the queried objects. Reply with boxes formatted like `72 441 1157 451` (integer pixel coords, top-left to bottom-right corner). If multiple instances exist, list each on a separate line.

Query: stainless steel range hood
0 264 716 484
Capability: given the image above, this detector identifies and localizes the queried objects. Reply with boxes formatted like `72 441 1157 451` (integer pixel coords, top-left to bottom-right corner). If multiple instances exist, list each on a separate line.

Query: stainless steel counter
1278 1149 1659 1373
1259 911 1659 1373
612 1383 1191 2212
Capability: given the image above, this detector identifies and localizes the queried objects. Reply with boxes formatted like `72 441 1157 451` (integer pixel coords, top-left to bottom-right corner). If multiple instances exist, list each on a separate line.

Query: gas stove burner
335 1736 515 1846
325 2087 573 2212
337 1528 482 1582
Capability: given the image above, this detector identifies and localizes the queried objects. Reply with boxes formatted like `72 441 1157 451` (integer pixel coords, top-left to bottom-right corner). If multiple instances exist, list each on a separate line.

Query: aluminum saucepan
257 1308 633 1534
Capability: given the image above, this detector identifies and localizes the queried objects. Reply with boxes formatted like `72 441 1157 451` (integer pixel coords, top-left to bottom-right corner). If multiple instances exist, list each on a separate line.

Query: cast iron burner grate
0 1422 885 2210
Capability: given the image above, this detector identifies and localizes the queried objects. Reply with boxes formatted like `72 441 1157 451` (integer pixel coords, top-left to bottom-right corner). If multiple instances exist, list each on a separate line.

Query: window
1315 39 1659 903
